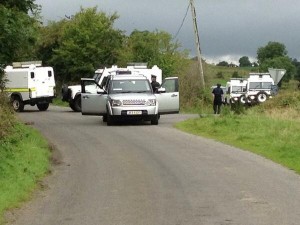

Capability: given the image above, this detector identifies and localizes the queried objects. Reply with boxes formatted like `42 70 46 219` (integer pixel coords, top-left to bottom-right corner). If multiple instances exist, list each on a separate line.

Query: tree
0 5 40 64
239 56 251 67
117 30 190 77
259 56 296 82
48 7 124 82
257 42 296 82
216 61 228 67
0 0 37 13
291 59 300 81
257 41 287 64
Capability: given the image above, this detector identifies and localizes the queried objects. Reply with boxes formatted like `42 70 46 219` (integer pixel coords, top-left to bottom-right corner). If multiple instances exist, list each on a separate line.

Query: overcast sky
35 0 300 64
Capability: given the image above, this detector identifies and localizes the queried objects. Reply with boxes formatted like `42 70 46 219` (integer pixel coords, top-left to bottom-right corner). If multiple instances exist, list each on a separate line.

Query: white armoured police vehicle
4 61 56 112
224 68 286 104
61 63 162 112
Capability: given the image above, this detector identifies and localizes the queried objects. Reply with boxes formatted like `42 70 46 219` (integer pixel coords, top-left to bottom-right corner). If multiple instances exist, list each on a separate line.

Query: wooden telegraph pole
190 0 205 88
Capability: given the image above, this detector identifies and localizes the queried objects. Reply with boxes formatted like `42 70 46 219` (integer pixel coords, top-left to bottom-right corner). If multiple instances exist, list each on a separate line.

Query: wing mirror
97 89 106 94
157 87 166 93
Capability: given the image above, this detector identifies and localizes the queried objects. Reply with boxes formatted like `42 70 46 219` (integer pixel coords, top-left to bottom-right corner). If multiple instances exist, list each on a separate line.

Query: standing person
151 75 160 93
212 83 224 114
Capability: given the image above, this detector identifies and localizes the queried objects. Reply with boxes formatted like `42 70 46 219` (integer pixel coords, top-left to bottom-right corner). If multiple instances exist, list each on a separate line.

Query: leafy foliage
257 41 287 64
46 7 124 82
217 61 229 67
259 56 296 82
0 0 37 13
257 42 296 82
117 30 190 77
238 56 251 67
232 71 239 78
0 5 40 64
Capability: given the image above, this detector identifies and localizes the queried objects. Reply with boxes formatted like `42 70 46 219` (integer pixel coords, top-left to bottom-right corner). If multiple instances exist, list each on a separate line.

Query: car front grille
122 99 146 105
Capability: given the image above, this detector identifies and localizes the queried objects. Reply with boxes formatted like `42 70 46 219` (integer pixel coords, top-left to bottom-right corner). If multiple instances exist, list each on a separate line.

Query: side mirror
157 87 166 93
97 89 106 94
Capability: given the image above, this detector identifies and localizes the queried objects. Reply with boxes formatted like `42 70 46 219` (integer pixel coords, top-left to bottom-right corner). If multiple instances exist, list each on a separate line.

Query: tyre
151 114 159 125
69 102 77 112
106 114 113 126
256 92 268 103
239 95 247 104
11 96 24 112
37 103 49 111
61 85 69 101
73 95 81 112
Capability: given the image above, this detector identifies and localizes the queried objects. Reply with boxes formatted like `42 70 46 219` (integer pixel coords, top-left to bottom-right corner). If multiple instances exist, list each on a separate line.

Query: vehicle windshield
109 79 152 94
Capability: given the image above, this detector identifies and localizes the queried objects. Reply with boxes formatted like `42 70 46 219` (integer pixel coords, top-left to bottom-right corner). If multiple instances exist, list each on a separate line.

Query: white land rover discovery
80 75 179 125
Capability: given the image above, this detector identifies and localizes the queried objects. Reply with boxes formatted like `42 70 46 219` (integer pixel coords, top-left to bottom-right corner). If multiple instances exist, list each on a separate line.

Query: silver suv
80 75 179 125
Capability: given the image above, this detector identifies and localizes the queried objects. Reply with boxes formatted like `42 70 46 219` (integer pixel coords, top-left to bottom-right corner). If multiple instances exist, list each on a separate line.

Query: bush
216 71 224 79
232 71 239 78
0 69 15 139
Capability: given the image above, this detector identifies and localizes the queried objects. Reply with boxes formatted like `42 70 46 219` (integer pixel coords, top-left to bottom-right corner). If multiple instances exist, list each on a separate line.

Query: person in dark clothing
151 75 160 93
212 83 224 114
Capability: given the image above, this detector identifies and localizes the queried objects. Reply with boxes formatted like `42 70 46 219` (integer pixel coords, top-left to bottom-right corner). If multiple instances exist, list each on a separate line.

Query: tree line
1 0 299 84
0 1 189 83
217 42 300 82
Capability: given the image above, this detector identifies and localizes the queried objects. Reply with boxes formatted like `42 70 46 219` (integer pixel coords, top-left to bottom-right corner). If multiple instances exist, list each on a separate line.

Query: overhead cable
173 3 190 40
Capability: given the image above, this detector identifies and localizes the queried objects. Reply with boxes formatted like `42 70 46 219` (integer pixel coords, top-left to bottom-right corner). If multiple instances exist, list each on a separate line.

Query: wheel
72 95 81 112
256 92 268 103
151 114 159 125
61 85 69 101
69 102 77 112
102 115 107 122
239 95 247 104
37 103 49 111
106 114 113 126
11 96 24 112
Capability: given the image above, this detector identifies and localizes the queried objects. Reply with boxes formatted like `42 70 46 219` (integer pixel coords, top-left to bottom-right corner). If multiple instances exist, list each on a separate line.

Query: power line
173 3 190 40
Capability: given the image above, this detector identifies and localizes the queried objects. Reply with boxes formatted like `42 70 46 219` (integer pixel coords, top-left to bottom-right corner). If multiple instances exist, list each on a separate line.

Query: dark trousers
213 102 222 114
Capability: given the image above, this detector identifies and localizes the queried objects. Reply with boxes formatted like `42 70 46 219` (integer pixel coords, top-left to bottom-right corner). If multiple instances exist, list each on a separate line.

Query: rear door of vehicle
155 77 179 114
81 78 107 115
34 68 51 97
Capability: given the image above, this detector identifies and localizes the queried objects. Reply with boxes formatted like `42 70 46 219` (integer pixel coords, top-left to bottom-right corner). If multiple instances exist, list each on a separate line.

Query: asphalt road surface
7 105 300 225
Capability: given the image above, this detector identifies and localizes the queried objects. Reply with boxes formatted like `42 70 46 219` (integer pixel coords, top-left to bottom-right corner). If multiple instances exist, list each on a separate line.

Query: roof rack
12 61 42 68
127 62 148 69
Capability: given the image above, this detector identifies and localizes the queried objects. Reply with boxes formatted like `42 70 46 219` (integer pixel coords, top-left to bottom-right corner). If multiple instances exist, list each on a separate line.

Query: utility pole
190 0 205 88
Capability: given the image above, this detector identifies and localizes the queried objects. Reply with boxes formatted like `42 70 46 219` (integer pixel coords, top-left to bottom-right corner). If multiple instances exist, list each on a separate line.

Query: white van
4 61 56 111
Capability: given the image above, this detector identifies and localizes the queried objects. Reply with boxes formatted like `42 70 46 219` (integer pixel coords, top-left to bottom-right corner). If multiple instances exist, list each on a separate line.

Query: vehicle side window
161 79 178 92
262 82 272 89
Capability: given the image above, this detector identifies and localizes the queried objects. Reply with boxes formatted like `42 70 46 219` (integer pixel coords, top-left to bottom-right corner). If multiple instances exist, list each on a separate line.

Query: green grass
52 97 68 107
175 113 300 174
0 123 51 223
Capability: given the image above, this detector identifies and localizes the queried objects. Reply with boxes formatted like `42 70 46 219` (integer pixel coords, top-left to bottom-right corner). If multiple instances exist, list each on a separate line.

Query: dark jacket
151 81 160 92
212 87 224 104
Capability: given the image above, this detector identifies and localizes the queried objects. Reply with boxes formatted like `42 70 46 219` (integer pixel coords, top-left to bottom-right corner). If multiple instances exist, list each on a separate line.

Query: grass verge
52 98 68 107
175 113 300 174
0 122 51 223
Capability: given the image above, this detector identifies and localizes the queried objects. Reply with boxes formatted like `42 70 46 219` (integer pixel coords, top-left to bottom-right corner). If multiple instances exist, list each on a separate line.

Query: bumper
110 105 157 116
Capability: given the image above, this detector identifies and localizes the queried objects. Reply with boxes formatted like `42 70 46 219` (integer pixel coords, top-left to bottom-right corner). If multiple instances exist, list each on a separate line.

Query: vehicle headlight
146 99 156 106
111 99 122 106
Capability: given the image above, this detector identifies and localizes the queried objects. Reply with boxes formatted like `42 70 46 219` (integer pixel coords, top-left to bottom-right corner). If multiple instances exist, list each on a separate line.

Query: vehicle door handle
83 96 89 99
171 94 177 97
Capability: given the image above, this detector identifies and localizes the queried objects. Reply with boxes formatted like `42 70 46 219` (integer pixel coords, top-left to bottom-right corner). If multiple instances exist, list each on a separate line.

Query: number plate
127 111 142 115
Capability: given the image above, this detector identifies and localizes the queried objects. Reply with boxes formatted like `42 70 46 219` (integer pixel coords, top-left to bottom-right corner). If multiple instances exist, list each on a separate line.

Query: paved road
8 105 300 225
